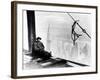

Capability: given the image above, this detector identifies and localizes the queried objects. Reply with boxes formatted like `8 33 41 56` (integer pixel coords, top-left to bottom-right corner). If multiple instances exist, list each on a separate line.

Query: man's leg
40 50 52 60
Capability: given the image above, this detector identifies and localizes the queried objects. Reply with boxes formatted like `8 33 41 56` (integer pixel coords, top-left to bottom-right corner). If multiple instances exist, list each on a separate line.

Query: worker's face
37 39 41 41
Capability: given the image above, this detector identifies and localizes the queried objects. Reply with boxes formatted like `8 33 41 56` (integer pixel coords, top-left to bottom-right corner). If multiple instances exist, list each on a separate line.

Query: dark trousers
32 50 52 60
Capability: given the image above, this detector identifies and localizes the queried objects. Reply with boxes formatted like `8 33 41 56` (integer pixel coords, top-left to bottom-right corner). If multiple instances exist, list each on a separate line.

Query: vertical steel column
27 10 36 52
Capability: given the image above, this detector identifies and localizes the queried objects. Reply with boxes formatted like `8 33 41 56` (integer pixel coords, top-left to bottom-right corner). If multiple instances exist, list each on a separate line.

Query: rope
71 21 82 45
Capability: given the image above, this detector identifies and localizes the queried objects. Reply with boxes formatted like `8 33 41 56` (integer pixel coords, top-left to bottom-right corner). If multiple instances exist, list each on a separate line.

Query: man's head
36 37 41 41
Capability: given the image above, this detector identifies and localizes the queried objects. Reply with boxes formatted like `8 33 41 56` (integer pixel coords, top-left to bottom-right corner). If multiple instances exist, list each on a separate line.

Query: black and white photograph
23 10 91 69
11 1 97 78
